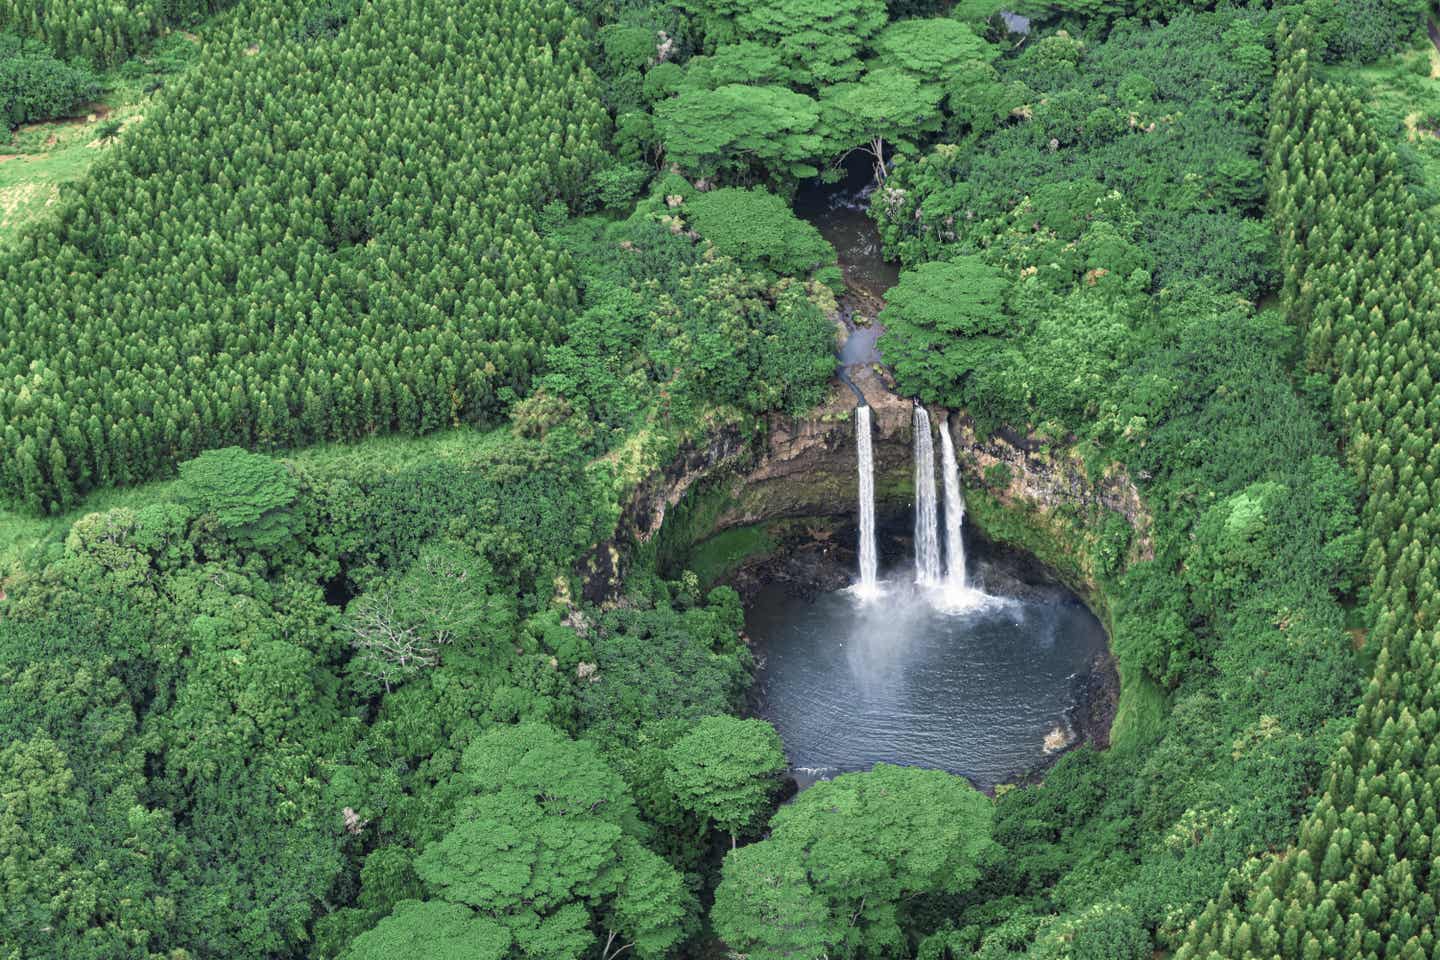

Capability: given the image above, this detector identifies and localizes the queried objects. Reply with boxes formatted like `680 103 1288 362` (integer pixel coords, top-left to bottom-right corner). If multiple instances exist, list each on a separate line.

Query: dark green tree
878 257 1013 408
713 764 995 959
683 0 887 87
366 723 691 960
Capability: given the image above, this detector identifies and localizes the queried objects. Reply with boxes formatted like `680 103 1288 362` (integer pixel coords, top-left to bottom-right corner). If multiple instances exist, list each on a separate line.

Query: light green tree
683 0 887 87
712 764 995 959
878 257 1014 409
869 18 1011 136
820 67 945 182
871 17 995 84
1185 481 1288 618
684 187 837 278
654 83 825 181
681 41 792 88
174 446 298 549
344 900 510 960
345 540 514 692
660 3 1001 185
664 715 787 846
712 842 833 959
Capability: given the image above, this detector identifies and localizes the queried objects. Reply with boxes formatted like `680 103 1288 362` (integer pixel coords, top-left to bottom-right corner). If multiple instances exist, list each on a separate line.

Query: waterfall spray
940 421 967 591
855 405 879 597
912 406 942 585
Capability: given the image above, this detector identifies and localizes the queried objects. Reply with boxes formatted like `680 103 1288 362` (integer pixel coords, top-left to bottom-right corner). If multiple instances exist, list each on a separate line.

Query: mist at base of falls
747 544 1109 787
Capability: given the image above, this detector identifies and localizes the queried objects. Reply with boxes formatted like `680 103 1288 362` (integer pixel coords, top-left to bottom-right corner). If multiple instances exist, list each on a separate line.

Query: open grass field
0 107 133 240
0 32 199 246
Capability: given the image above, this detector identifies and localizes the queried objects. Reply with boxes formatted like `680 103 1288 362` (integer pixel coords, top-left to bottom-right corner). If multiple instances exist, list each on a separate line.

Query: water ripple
748 573 1108 786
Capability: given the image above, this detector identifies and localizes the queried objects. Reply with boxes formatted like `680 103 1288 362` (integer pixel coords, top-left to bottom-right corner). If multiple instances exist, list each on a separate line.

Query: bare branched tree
346 542 492 691
347 589 440 692
414 548 488 648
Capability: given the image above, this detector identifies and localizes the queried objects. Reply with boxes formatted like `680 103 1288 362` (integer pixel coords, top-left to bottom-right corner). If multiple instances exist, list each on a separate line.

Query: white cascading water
939 420 967 590
855 405 879 598
912 406 942 585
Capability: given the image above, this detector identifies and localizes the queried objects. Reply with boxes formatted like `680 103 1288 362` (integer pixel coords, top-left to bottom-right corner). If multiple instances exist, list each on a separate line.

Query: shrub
587 160 653 211
0 34 98 127
1186 480 1287 620
684 187 836 278
1309 0 1424 62
1034 902 1150 960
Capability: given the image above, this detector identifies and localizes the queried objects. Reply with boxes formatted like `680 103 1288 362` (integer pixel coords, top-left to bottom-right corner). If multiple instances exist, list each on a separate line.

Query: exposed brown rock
581 361 1151 600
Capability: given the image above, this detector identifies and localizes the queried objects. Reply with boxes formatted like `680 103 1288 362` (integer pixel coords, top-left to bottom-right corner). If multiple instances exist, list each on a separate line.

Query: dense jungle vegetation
1 0 1437 957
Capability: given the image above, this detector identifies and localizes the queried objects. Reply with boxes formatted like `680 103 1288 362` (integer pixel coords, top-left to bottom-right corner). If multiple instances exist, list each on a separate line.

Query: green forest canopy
0 0 1435 957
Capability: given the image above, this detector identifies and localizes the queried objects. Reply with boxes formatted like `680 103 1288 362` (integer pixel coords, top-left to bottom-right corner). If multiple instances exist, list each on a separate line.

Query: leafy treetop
654 82 826 181
173 447 299 548
878 256 1013 408
354 723 690 960
871 17 996 83
684 0 887 87
713 764 995 959
663 715 787 843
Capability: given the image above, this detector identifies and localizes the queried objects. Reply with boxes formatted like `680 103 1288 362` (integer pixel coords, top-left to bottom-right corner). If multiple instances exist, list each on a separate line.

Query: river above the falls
747 549 1110 787
793 155 901 309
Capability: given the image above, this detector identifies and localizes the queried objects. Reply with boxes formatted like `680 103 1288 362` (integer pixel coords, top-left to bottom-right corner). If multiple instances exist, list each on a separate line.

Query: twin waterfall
852 403 971 603
912 407 942 585
855 405 880 598
939 424 968 592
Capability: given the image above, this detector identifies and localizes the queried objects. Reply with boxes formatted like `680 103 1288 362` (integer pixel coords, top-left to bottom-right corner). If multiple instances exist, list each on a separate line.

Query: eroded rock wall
584 362 1151 604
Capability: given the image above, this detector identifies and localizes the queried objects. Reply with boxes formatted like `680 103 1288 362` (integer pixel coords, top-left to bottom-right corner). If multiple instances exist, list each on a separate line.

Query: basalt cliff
580 361 1152 608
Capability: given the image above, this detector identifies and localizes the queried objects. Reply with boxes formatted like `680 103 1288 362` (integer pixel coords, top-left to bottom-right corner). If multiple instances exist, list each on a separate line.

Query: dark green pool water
747 565 1109 785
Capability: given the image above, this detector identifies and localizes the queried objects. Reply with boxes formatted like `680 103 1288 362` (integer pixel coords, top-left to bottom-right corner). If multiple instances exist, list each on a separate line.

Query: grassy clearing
0 32 201 246
0 474 179 580
1326 35 1440 211
280 425 508 473
0 109 132 238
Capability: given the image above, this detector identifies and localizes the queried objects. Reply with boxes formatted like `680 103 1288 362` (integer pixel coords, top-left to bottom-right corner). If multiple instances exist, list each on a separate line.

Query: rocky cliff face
584 361 1151 602
578 361 1138 761
948 417 1153 563
708 364 914 531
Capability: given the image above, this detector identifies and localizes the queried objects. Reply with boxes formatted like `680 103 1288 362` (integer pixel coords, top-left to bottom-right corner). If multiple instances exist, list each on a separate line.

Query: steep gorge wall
584 363 1152 614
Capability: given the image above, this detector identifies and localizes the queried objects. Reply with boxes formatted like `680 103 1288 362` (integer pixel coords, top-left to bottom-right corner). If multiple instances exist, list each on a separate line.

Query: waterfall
855 405 879 597
940 421 967 590
912 406 942 585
